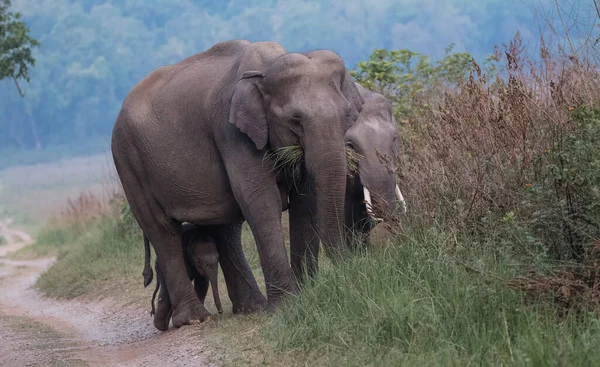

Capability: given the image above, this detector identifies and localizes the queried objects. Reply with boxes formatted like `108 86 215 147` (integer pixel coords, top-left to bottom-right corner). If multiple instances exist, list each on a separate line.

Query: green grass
33 213 145 299
0 235 5 246
263 228 600 366
10 224 81 260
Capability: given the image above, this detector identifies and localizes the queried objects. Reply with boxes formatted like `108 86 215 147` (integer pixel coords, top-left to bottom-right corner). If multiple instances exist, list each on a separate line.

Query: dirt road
0 219 219 366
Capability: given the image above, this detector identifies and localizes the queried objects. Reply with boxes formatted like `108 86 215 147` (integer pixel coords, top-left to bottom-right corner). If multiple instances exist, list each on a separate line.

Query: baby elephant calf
143 223 223 330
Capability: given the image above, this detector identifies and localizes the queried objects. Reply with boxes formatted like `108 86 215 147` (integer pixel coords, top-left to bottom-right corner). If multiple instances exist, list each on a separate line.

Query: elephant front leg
234 187 298 308
289 188 320 284
222 143 298 308
212 223 267 314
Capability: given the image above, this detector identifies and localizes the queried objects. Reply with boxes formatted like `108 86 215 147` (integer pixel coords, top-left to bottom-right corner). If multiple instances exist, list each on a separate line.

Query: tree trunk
24 101 42 150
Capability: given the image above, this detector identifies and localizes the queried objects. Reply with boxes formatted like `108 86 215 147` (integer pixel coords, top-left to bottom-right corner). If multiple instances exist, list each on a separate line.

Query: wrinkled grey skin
289 81 405 282
149 223 223 330
111 40 364 330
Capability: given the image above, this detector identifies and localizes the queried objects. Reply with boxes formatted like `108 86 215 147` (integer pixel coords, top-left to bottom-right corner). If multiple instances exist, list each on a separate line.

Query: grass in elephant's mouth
344 145 362 176
264 145 362 180
265 146 304 180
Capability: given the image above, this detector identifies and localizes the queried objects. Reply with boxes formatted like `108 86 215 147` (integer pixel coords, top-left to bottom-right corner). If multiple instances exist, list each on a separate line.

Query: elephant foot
171 299 212 328
153 296 172 331
153 317 169 332
262 298 289 314
263 281 298 312
231 292 268 314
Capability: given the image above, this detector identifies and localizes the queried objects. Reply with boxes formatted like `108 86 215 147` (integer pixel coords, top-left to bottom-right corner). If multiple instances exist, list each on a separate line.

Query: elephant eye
289 114 304 135
341 101 352 116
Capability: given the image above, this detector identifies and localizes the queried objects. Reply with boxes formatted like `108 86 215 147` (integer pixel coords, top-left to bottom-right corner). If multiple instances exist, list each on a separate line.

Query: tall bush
352 32 600 261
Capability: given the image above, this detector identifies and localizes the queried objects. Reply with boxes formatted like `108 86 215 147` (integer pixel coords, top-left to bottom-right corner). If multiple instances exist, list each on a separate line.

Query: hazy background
0 0 594 168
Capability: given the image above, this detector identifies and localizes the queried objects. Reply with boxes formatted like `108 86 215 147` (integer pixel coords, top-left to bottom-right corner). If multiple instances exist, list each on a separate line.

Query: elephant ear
229 71 269 150
340 70 365 125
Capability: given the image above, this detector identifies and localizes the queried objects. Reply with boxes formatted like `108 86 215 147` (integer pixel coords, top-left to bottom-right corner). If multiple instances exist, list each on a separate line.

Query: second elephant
343 82 406 237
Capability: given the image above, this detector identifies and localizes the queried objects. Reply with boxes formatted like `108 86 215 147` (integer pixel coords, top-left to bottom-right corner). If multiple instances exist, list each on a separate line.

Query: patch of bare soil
0 218 222 366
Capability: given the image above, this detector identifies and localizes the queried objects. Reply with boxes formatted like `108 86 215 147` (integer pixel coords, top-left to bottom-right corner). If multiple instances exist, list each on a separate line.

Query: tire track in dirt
0 218 219 366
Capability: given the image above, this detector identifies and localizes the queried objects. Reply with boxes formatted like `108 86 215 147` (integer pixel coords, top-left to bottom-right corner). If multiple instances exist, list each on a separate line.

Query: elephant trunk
359 159 406 220
304 139 347 260
209 270 223 314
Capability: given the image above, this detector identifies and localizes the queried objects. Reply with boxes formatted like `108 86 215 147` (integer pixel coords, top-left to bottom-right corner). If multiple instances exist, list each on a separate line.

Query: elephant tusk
363 186 383 223
395 184 407 214
363 186 373 214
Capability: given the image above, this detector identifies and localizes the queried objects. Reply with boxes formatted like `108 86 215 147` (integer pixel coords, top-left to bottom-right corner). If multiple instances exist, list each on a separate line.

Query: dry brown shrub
502 241 600 316
46 157 126 233
396 31 600 237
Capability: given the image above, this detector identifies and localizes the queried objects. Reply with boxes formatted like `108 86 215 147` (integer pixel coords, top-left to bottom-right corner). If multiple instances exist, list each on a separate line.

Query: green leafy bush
525 106 600 261
350 44 478 121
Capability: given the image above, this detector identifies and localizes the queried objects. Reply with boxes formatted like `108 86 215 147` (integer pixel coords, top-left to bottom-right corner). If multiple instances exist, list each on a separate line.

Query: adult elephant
111 40 364 330
288 80 406 282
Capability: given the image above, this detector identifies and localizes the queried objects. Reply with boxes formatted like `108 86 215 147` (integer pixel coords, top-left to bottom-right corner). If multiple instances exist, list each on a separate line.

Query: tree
350 45 476 121
0 0 39 98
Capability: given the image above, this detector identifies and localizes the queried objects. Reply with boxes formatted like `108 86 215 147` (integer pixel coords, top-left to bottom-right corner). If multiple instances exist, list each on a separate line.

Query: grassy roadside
22 202 600 366
33 212 146 300
9 224 81 260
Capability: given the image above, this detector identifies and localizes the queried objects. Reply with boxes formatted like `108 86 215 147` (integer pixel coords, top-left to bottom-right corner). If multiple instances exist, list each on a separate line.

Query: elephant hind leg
150 259 160 316
153 259 171 331
143 213 212 329
113 153 211 330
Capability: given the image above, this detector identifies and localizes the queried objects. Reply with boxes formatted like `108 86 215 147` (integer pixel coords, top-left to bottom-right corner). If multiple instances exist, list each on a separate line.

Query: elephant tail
142 233 154 287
